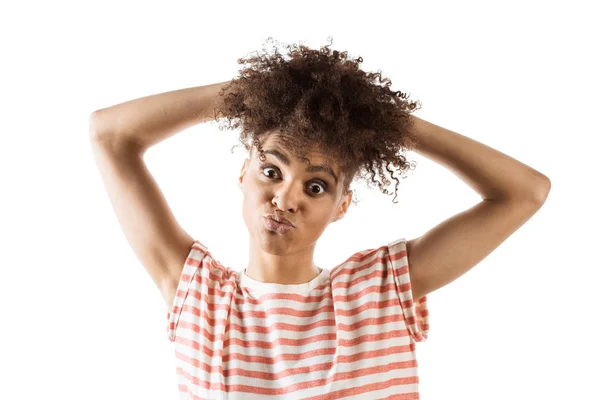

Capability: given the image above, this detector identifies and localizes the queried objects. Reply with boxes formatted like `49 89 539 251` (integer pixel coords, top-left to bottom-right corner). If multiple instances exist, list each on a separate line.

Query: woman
89 38 550 399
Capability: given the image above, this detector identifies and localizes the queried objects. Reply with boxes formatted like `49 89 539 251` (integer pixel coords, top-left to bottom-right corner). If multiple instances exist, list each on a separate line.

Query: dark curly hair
213 37 422 204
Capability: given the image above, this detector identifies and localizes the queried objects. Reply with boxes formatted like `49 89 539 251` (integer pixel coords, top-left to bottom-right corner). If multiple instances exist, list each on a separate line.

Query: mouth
265 215 294 227
264 216 295 234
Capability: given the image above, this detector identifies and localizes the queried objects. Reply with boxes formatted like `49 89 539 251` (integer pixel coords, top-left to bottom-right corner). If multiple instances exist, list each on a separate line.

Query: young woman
89 39 550 399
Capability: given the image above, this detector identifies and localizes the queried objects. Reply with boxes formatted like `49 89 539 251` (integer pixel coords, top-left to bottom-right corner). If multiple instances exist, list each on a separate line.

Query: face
238 131 353 255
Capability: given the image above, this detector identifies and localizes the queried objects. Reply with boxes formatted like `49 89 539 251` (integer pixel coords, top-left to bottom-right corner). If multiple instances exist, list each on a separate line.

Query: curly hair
213 37 422 204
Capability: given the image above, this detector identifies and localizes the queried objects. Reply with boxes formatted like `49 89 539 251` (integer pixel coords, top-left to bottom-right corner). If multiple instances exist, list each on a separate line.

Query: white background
1 1 597 399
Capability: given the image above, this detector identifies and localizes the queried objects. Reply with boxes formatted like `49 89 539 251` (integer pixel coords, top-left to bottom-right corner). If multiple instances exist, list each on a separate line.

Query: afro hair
213 37 422 204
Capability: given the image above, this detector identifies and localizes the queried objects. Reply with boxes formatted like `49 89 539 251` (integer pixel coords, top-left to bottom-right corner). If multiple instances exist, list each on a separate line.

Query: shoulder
161 239 234 308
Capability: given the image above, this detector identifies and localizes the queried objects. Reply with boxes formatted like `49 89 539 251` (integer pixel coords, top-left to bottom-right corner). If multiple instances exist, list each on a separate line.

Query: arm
403 116 551 300
408 116 550 202
90 80 231 152
88 81 229 308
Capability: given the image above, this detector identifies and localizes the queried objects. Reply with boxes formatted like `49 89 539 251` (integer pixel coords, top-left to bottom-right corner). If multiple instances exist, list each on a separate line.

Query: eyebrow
261 148 339 186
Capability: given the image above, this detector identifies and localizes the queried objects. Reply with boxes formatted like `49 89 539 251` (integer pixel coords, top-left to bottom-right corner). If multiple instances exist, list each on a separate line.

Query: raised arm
404 116 551 301
90 80 230 152
88 81 230 308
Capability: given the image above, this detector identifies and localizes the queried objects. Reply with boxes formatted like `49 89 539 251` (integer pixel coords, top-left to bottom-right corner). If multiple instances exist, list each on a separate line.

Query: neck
246 242 321 284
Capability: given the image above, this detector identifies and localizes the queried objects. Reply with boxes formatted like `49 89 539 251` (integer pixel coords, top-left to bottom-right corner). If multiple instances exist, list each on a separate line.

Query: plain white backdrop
1 1 597 399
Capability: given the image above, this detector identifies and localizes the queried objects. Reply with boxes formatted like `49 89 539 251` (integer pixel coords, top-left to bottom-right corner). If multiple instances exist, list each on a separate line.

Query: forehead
254 132 341 184
260 133 326 160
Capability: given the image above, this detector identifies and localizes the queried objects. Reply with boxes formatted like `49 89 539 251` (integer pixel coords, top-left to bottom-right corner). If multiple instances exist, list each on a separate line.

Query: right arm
90 80 231 153
88 81 230 308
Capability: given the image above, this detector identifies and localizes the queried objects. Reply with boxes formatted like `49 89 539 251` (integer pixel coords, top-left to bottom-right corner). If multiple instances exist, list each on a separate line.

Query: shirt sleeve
386 237 430 342
166 239 210 342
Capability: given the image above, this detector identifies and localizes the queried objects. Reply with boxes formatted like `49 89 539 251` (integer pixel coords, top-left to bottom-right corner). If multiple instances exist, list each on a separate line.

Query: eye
308 182 327 195
260 164 328 196
262 165 278 179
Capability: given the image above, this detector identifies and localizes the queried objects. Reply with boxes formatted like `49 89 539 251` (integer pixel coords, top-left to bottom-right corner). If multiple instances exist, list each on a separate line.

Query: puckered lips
264 215 296 234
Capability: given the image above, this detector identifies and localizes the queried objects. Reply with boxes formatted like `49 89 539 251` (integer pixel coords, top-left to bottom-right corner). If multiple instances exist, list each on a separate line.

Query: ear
333 190 353 222
238 158 249 189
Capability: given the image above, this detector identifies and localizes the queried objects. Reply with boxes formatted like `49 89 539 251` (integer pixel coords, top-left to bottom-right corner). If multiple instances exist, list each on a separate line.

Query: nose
271 182 301 212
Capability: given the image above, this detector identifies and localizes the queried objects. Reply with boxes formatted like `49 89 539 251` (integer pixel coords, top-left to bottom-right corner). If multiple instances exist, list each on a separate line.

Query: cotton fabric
167 238 429 399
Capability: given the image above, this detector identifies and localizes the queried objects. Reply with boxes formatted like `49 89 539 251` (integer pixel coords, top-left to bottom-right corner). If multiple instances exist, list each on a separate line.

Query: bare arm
90 80 231 152
403 116 551 301
88 81 230 308
408 115 550 202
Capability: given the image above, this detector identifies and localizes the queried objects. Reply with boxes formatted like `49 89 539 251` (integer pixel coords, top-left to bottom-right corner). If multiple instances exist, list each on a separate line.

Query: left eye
308 182 326 195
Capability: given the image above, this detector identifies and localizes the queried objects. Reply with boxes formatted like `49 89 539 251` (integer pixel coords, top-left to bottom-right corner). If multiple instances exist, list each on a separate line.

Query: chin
257 226 295 251
259 238 293 255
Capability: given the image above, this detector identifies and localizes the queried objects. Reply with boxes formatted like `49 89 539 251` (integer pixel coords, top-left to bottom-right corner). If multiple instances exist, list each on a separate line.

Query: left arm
405 116 551 301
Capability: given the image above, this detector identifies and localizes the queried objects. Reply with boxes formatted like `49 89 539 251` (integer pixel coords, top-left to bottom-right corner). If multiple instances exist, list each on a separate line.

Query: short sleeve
387 237 430 342
166 239 210 342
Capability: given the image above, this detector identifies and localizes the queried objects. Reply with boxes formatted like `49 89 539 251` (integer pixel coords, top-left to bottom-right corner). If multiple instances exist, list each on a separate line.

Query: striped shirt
167 238 429 399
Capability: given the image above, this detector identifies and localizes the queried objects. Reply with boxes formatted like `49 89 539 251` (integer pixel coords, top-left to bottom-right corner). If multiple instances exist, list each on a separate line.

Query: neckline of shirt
239 267 327 295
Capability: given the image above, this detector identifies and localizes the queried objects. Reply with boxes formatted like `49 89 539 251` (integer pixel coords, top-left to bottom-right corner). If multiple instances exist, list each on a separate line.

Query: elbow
88 112 104 139
88 111 116 145
88 110 115 137
532 176 551 206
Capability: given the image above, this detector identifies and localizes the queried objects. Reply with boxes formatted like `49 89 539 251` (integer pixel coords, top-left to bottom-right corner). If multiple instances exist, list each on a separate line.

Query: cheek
307 207 334 226
241 187 263 222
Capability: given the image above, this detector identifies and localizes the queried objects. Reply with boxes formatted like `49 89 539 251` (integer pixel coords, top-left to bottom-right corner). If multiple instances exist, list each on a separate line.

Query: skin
238 130 353 285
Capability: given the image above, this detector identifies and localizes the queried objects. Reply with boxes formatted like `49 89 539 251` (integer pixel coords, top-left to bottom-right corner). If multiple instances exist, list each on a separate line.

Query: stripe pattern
167 238 429 399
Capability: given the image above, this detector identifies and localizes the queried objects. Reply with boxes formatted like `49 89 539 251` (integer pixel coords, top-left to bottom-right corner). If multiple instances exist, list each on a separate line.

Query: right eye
262 166 279 179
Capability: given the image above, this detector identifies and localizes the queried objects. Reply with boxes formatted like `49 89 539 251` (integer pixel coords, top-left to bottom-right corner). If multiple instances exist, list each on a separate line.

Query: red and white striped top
167 238 429 399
